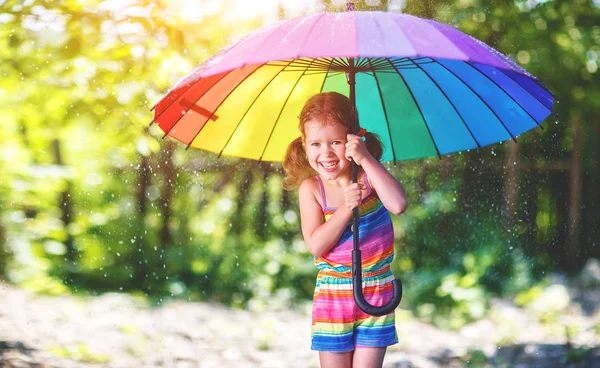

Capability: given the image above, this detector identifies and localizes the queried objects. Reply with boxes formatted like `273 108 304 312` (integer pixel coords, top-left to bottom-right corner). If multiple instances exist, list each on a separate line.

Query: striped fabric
311 173 398 352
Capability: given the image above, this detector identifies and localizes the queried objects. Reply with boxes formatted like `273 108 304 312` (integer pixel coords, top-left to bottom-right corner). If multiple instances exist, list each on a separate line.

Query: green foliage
462 348 489 367
394 167 544 328
566 346 595 364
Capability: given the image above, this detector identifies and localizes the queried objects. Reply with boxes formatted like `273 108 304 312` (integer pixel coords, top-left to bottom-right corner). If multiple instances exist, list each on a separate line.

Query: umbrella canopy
152 11 554 163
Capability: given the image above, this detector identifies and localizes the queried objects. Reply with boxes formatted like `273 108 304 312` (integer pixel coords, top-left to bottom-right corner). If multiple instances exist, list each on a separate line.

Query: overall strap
315 175 327 210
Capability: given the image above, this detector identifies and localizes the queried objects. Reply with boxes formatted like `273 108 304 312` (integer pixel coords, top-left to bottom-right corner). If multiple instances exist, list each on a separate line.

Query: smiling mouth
320 161 339 170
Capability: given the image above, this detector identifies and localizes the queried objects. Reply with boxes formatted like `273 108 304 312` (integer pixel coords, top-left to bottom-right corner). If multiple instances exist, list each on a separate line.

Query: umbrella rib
432 59 518 143
356 58 370 69
389 60 416 70
319 59 335 93
366 60 397 164
328 57 348 71
408 59 482 149
304 58 335 71
384 57 443 160
373 70 404 74
150 76 196 113
158 72 232 139
288 69 327 74
320 71 344 78
217 59 296 158
327 58 350 71
390 57 412 65
371 58 392 70
389 58 434 70
149 81 193 115
337 57 350 68
304 70 333 75
288 58 314 65
150 71 228 128
513 72 557 100
316 57 337 67
290 57 331 70
364 58 391 72
184 63 266 150
466 62 546 130
270 58 337 74
494 67 555 112
258 58 319 161
527 75 556 98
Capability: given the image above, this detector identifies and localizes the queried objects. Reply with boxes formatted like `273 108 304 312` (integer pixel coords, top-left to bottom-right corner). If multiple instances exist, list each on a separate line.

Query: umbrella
151 3 554 316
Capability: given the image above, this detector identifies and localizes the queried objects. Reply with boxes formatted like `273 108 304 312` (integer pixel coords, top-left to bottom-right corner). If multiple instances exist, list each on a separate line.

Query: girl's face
303 120 350 181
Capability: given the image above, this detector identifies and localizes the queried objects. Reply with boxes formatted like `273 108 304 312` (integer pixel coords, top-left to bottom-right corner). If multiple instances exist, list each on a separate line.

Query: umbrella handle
352 249 403 316
350 160 402 316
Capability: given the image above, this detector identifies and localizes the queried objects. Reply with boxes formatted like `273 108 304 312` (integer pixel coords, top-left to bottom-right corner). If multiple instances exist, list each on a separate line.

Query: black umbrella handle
351 161 402 316
352 248 403 316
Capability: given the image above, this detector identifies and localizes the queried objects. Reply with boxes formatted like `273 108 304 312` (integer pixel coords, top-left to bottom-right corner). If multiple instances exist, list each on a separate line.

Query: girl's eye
332 141 342 145
311 142 319 147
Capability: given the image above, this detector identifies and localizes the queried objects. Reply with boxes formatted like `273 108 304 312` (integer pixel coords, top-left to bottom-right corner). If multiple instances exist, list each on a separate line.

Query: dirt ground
0 282 598 367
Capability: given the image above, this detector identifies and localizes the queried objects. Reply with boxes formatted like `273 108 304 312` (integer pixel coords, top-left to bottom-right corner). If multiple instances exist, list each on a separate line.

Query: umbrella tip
346 2 354 11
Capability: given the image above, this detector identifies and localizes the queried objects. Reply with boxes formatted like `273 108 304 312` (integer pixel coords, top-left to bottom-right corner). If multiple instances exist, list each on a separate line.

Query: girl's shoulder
299 175 317 189
299 176 319 197
299 176 323 208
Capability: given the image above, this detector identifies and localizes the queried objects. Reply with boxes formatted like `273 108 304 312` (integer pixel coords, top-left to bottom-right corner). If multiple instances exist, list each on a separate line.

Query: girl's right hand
344 183 365 211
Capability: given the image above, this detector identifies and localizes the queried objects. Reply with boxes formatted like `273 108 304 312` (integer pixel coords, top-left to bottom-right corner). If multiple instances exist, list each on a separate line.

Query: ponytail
282 137 316 190
362 131 383 162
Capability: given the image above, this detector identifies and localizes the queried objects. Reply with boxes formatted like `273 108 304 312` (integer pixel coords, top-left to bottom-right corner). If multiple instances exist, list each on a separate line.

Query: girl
283 92 408 368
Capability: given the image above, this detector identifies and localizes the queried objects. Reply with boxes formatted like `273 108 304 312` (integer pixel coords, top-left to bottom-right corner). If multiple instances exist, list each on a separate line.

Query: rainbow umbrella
151 5 554 316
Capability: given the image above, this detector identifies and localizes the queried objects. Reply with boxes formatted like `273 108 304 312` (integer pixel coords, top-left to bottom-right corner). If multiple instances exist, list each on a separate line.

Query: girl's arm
346 134 408 215
361 157 407 214
299 178 353 257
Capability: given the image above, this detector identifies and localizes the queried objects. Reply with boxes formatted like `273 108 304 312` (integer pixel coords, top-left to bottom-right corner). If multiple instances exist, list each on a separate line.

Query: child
283 92 408 368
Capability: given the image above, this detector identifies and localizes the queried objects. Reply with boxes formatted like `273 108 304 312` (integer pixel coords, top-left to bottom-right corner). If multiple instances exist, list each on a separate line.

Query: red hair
282 92 383 190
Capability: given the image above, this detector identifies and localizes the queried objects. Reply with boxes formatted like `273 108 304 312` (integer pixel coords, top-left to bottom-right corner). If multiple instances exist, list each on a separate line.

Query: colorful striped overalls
311 173 398 352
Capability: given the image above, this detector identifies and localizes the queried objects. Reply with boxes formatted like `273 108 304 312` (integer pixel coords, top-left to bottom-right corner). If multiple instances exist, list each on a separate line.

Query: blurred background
0 0 599 366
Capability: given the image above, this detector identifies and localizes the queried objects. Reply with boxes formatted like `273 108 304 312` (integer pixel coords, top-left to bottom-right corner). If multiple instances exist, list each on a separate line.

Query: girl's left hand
345 134 372 166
